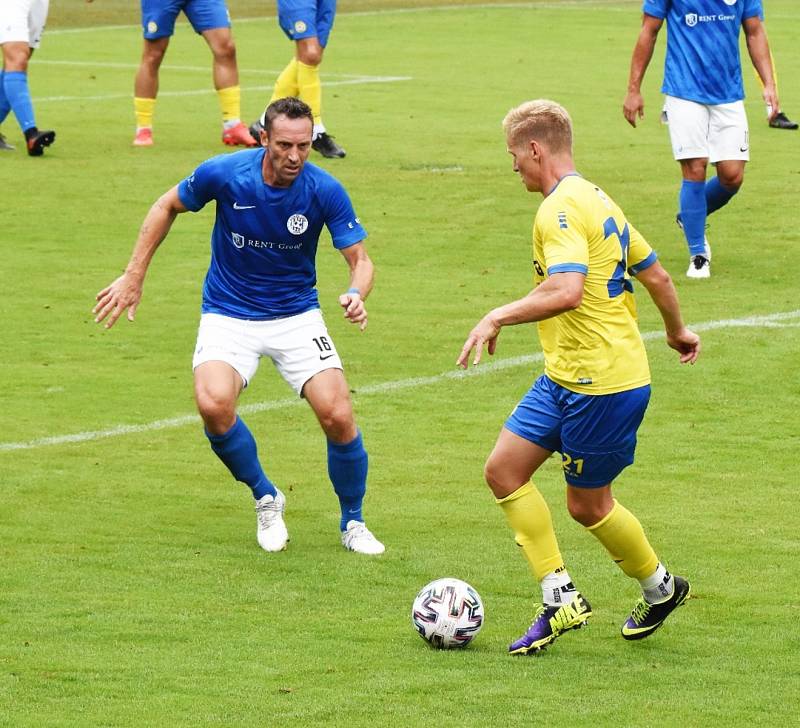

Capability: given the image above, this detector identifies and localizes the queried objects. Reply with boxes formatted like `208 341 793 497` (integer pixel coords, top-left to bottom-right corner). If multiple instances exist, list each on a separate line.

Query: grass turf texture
2 1 799 725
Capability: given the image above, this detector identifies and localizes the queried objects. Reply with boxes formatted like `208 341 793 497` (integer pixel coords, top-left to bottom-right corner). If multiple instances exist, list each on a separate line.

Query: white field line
36 76 411 103
1 309 798 453
44 2 641 36
37 59 398 79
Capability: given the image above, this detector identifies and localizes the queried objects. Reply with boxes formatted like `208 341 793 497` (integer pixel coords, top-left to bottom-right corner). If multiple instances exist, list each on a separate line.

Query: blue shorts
505 375 651 488
141 0 230 40
277 0 336 47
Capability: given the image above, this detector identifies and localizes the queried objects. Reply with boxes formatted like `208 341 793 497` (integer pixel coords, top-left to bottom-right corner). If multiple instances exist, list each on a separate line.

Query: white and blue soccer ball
411 577 484 649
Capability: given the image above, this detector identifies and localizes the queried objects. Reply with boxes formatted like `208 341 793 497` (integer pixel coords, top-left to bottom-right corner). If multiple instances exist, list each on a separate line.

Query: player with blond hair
459 99 700 654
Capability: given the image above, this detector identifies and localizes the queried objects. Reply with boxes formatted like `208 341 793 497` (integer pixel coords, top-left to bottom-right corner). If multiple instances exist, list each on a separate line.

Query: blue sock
206 416 277 500
678 180 708 257
3 71 36 133
0 72 11 126
327 431 368 531
705 176 738 216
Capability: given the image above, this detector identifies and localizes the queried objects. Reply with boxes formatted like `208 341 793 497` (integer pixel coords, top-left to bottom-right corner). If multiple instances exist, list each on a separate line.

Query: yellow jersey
532 174 657 395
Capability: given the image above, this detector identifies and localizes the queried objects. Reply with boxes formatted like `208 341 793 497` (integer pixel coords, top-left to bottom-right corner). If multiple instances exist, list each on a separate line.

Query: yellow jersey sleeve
626 222 658 275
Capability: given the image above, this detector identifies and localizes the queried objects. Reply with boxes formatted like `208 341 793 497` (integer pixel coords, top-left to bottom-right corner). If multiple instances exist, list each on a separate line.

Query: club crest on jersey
287 214 309 235
232 232 245 249
685 13 698 26
294 20 307 34
557 212 568 229
147 20 158 33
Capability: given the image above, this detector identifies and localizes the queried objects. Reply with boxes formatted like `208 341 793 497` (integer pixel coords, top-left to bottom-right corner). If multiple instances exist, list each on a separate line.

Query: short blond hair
502 99 573 156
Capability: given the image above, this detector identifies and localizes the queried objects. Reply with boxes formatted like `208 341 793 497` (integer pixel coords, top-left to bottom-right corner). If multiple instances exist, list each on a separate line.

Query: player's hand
666 327 701 365
457 313 501 369
623 91 644 128
763 85 779 123
339 291 367 331
93 273 143 329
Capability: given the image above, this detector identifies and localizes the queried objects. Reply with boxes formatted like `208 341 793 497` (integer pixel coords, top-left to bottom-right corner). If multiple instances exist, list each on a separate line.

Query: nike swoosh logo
739 146 748 153
233 202 256 210
319 354 335 361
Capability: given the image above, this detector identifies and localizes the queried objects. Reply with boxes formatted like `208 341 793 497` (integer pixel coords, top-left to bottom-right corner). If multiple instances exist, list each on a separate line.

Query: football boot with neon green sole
622 575 691 640
509 593 592 655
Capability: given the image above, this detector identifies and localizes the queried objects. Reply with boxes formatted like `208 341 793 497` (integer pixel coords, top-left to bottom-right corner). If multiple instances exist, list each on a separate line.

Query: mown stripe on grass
2 309 798 452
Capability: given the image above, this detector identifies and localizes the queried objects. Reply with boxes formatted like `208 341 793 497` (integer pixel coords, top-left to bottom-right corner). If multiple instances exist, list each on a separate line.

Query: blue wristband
347 287 361 295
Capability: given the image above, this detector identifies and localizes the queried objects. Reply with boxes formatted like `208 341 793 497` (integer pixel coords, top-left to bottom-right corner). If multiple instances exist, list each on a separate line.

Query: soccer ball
411 577 484 649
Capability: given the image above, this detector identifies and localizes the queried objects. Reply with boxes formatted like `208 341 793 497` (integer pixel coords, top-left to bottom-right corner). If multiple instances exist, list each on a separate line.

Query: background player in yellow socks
133 0 256 147
259 0 345 158
458 99 701 655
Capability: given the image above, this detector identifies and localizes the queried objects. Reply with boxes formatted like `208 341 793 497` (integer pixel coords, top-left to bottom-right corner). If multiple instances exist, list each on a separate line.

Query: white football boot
686 255 711 279
255 489 288 552
341 520 385 555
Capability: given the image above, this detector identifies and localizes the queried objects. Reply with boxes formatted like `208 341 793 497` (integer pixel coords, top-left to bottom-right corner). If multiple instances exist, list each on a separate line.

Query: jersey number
313 336 332 352
603 217 634 298
562 452 584 476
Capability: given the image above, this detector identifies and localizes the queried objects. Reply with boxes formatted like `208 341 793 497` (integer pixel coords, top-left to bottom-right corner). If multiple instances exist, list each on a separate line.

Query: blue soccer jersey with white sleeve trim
178 148 366 320
643 0 763 105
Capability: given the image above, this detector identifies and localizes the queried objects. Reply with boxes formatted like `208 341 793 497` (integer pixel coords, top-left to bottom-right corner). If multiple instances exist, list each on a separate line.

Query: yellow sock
134 97 156 129
217 85 241 124
586 500 658 580
270 58 299 103
496 482 563 582
296 60 322 125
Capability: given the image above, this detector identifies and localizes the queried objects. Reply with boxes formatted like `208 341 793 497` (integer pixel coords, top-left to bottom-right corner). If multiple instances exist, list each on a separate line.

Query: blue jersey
643 0 763 105
177 148 366 320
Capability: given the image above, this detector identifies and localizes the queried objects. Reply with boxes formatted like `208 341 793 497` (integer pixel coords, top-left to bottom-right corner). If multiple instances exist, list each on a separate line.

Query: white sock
541 569 577 606
639 563 674 604
223 118 242 130
312 122 326 140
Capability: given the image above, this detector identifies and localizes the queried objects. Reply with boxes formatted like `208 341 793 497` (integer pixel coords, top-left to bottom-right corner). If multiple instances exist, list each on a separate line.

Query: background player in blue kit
93 97 384 556
252 0 345 158
133 0 256 148
623 0 779 279
0 0 56 155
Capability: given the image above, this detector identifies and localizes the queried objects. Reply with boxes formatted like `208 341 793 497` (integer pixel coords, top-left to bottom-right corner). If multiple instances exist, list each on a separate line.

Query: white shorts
192 309 343 395
0 0 49 48
663 95 750 164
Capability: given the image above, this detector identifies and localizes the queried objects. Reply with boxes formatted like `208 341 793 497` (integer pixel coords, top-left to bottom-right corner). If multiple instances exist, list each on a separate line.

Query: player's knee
297 46 323 67
680 158 707 181
142 44 167 68
719 170 744 190
212 37 237 63
195 390 236 432
483 458 516 497
567 496 607 527
317 401 355 440
3 48 30 71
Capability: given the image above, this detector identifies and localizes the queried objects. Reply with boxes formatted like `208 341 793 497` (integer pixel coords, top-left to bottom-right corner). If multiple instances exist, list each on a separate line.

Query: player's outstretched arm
744 17 779 122
634 261 700 364
93 186 187 329
338 242 373 331
623 14 663 128
457 272 584 368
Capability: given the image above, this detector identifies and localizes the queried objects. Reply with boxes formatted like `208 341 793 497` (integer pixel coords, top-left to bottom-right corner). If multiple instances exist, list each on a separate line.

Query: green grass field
2 1 799 725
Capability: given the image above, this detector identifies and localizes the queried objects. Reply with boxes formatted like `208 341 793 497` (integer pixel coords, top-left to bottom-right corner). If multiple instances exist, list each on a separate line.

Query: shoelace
256 499 282 529
527 604 549 628
631 599 652 624
344 522 371 542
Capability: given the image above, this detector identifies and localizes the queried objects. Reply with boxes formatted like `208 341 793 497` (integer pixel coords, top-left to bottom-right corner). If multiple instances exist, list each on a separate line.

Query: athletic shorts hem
502 422 555 453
